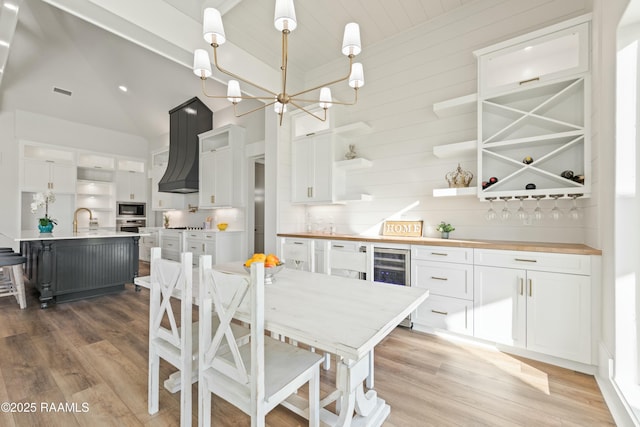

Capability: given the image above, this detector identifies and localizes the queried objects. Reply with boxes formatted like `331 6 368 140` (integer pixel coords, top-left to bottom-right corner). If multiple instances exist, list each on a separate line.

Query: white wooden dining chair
198 258 323 427
148 247 194 427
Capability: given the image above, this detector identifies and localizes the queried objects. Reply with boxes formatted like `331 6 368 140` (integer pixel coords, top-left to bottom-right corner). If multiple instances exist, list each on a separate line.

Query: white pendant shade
341 23 361 56
193 49 212 78
274 102 287 114
274 0 297 32
227 80 242 103
203 8 226 45
319 87 332 109
349 63 365 88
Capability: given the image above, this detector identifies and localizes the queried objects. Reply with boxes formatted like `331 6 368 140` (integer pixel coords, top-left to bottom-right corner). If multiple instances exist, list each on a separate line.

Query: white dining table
137 262 429 427
212 262 429 427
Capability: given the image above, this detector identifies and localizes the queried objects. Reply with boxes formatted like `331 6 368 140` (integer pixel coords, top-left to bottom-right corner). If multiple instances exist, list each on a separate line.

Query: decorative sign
382 221 423 237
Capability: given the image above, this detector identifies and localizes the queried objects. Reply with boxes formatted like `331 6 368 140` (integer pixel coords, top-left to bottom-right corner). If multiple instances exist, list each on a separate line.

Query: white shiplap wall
278 0 594 244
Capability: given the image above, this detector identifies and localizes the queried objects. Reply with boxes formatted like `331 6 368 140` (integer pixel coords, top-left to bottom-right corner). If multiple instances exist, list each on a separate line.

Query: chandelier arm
232 100 277 118
211 44 278 97
200 78 276 101
289 55 354 99
322 88 360 106
289 100 327 122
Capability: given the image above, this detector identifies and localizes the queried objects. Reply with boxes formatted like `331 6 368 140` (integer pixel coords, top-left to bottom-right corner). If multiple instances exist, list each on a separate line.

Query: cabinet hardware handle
465 306 468 328
431 310 448 316
202 244 205 251
293 242 303 245
430 276 448 281
333 245 344 248
210 195 215 204
515 258 537 263
519 77 540 85
519 278 524 295
159 200 163 207
431 252 448 256
529 279 533 297
306 132 315 136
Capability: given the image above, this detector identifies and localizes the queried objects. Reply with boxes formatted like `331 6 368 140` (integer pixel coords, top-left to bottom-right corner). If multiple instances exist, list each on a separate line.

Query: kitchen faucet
73 207 94 233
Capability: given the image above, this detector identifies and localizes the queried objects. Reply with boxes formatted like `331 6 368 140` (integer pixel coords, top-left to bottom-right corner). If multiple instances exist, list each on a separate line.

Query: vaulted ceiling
0 0 476 141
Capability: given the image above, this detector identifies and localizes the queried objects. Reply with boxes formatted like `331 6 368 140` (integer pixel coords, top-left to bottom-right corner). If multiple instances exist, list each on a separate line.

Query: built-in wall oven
373 247 412 327
116 218 146 233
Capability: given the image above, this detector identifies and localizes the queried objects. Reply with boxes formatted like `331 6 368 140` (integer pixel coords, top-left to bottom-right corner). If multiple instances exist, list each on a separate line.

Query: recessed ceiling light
0 40 9 48
118 85 128 92
4 3 18 12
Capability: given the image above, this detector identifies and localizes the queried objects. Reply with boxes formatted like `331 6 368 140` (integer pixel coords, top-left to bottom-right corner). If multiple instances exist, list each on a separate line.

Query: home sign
382 221 423 237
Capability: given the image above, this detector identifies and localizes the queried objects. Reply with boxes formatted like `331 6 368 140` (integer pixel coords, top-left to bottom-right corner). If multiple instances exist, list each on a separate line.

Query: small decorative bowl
243 263 285 284
217 223 228 231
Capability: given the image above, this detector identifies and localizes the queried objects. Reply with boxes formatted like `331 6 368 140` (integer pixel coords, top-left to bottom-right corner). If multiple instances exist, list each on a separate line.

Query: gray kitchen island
16 230 148 308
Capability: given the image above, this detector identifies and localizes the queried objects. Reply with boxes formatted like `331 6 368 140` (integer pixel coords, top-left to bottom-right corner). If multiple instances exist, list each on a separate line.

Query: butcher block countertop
277 232 602 256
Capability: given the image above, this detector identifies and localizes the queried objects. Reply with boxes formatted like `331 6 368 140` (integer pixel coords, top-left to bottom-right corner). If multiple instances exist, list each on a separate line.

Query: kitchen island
16 230 148 308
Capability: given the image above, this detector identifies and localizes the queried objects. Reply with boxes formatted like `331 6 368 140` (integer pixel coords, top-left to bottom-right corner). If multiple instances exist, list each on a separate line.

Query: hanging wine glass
500 196 512 221
569 193 583 220
485 197 498 221
515 196 529 222
549 194 564 220
532 195 544 222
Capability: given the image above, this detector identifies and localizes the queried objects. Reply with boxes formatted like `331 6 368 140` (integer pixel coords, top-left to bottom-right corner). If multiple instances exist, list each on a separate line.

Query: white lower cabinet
411 246 474 336
474 250 592 364
139 228 159 262
183 231 242 267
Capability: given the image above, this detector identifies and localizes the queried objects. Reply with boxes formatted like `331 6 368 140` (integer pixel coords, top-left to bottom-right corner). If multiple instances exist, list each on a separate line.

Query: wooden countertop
277 232 602 256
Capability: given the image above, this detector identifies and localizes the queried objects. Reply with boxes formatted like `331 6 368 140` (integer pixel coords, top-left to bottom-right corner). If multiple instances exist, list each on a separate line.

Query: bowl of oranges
243 253 284 284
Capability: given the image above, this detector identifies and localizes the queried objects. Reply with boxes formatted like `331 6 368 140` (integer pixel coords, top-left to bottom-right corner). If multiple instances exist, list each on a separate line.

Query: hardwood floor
0 263 615 426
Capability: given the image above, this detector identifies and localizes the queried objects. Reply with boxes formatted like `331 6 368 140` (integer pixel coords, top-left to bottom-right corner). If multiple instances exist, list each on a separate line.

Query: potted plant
436 221 455 239
31 190 57 233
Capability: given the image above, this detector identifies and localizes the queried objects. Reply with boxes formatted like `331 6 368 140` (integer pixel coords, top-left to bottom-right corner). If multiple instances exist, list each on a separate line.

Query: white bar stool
0 254 27 309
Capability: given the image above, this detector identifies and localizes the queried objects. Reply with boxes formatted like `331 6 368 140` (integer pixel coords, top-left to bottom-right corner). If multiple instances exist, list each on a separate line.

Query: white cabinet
151 150 189 211
473 249 591 364
183 231 242 267
159 230 182 261
411 246 474 336
22 144 77 194
476 20 589 97
139 228 160 262
292 133 334 203
116 159 146 202
198 124 245 209
475 17 591 200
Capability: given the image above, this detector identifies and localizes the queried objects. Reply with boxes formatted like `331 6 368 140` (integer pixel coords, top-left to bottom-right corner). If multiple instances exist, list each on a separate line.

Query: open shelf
433 94 477 118
433 187 477 197
335 158 372 170
433 140 477 159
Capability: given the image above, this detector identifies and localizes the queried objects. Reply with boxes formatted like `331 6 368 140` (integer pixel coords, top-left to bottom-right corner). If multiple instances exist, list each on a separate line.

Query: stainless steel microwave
116 202 146 217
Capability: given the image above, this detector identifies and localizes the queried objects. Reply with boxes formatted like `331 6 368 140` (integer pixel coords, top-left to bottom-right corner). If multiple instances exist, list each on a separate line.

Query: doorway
254 159 265 254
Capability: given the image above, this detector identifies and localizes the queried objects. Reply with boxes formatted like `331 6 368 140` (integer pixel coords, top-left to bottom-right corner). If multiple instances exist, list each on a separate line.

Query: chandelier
192 0 364 125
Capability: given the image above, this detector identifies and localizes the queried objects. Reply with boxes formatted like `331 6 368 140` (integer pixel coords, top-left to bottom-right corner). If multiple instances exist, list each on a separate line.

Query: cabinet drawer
412 260 473 299
414 295 473 336
474 249 590 275
328 240 362 252
412 245 473 264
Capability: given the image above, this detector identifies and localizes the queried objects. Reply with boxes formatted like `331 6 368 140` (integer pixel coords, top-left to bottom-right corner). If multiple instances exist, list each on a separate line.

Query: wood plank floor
0 263 615 426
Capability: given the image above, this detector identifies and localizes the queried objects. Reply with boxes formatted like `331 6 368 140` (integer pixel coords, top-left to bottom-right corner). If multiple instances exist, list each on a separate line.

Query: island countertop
277 232 602 256
15 229 150 242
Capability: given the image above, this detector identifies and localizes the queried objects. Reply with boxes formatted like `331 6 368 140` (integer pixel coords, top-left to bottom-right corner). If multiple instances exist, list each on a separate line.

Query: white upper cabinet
22 144 76 194
475 15 591 200
115 159 146 202
292 133 334 203
198 124 246 209
475 19 590 97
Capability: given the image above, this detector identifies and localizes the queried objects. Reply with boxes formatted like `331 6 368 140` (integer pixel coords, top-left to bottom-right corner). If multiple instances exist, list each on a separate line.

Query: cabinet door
199 148 232 208
473 266 526 347
292 134 333 203
24 160 76 193
526 270 591 363
116 171 147 202
151 166 183 210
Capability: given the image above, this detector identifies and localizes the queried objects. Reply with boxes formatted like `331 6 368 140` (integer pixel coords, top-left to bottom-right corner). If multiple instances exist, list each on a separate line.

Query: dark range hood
158 97 213 193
